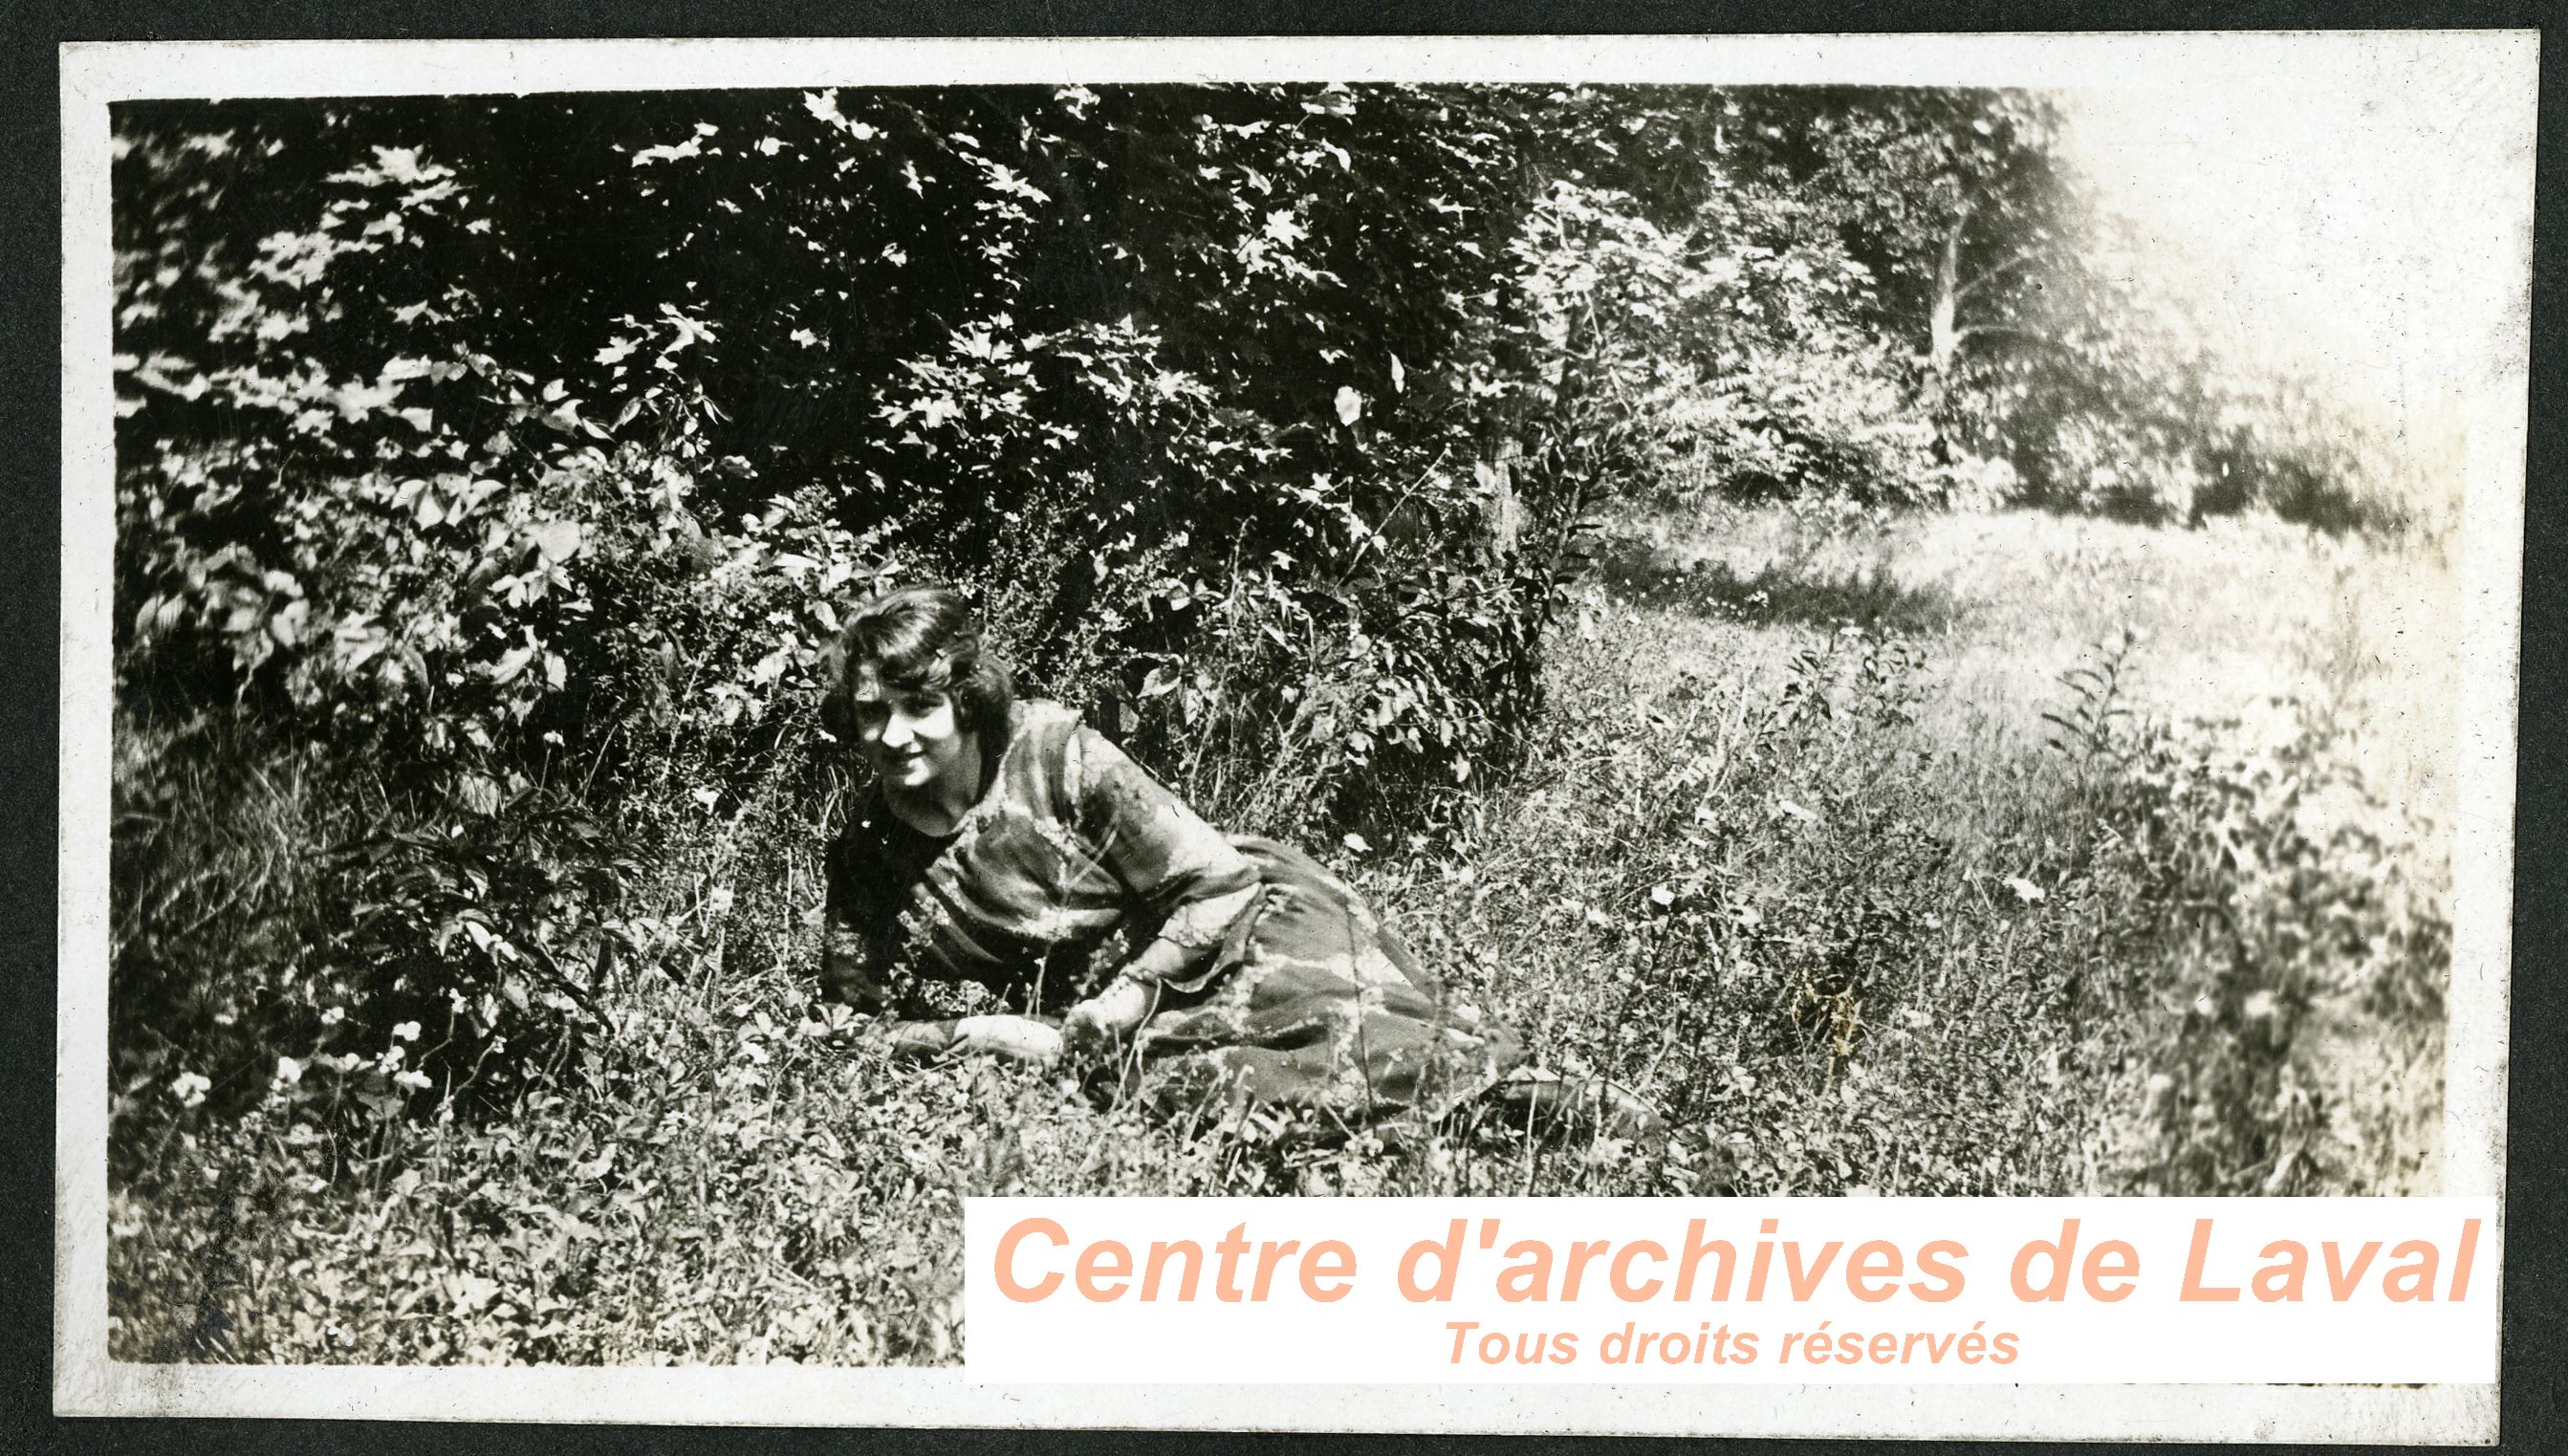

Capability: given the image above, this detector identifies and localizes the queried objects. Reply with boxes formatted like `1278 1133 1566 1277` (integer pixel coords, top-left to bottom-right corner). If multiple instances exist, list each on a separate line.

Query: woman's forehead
846 663 943 704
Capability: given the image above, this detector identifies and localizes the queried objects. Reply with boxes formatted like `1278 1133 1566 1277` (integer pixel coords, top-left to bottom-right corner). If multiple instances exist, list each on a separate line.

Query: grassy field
107 499 2457 1365
1554 501 2454 1191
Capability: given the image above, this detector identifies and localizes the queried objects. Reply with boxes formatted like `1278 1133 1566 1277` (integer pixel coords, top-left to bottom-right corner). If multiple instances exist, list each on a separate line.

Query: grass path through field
1599 504 2458 815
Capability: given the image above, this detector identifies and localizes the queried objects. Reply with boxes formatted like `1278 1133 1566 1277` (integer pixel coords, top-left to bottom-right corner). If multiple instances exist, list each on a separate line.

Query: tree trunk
1478 442 1524 558
1927 199 1971 381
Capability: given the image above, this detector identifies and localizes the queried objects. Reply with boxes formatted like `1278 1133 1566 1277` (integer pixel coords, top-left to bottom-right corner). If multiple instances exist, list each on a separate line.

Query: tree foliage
109 82 2415 1128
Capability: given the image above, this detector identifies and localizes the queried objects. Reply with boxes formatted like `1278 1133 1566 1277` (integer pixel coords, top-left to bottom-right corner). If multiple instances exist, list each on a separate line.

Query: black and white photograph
54 29 2534 1440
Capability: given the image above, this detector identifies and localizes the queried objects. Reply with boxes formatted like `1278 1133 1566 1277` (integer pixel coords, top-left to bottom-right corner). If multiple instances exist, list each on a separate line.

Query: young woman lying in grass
815 582 1656 1141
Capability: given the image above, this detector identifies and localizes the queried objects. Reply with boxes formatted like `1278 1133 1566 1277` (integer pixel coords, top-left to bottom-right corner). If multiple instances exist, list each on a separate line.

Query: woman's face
847 666 978 796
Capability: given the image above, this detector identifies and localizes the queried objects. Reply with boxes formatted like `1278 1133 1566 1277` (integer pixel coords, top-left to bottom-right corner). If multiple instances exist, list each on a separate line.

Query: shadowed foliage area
1589 525 1968 634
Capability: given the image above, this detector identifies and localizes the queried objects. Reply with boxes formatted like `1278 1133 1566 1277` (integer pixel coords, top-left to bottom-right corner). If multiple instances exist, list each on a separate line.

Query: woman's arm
1068 725 1263 992
883 1015 1062 1063
821 837 1061 1064
1058 883 1261 1053
949 1015 1065 1063
817 846 905 1016
1055 725 1266 1052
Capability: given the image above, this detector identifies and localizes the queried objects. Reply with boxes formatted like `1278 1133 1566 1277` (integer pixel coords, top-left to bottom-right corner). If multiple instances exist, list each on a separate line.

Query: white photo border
57 31 2535 1442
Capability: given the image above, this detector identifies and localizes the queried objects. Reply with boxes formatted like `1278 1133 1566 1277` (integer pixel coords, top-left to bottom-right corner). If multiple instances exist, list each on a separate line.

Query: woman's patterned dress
821 699 1524 1123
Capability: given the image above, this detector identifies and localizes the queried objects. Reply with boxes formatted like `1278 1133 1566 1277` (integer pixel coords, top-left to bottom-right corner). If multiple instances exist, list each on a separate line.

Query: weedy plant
2087 701 2451 1196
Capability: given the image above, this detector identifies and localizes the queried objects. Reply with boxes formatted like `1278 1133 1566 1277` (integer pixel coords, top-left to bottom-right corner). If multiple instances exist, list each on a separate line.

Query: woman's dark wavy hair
818 582 1015 742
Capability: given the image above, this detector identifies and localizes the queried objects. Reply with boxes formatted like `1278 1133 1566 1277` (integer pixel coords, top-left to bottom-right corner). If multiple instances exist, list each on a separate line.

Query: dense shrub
2092 701 2452 1194
107 84 1620 1118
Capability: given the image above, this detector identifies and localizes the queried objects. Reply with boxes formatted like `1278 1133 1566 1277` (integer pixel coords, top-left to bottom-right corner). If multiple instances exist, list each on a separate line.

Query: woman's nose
880 712 914 749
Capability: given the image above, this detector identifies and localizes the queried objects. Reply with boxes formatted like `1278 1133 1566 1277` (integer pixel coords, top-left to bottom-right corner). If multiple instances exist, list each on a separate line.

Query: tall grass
106 499 2454 1364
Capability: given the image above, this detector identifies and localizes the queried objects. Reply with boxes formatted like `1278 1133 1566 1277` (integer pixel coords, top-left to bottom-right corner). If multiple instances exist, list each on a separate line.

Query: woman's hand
882 1019 962 1060
950 1014 1064 1065
876 1015 1064 1065
1062 975 1156 1060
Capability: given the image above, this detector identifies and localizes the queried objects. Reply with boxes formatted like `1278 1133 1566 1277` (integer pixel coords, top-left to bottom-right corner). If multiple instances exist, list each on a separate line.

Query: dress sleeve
818 819 917 1017
1067 725 1261 990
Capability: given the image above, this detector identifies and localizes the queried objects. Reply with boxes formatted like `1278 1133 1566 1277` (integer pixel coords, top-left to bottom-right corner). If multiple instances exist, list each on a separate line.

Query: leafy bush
113 84 1788 1122
2094 699 2451 1194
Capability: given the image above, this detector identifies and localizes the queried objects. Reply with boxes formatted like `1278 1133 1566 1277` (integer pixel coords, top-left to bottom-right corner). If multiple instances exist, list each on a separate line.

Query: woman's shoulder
1008 697 1084 745
995 698 1090 815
